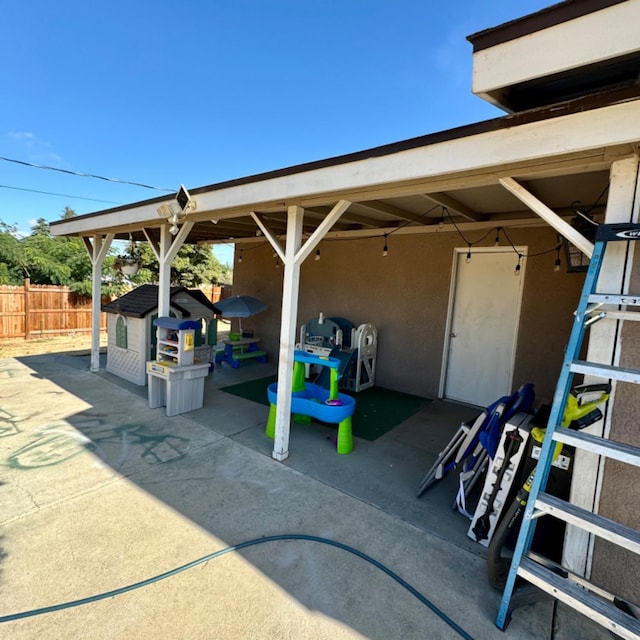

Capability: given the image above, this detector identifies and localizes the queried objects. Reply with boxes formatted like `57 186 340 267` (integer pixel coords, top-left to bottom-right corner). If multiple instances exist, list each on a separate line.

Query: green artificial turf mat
219 376 430 441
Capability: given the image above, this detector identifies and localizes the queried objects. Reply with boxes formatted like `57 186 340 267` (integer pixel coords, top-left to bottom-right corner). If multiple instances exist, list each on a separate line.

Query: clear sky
1 0 553 265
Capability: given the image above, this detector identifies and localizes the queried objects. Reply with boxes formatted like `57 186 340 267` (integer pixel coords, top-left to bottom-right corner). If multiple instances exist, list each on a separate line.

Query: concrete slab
0 354 613 639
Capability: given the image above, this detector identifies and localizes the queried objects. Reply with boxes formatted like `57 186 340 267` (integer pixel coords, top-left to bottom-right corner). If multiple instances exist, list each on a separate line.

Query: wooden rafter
417 192 486 222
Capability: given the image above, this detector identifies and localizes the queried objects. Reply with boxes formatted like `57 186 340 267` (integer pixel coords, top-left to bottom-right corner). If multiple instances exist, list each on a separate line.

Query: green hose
0 533 475 640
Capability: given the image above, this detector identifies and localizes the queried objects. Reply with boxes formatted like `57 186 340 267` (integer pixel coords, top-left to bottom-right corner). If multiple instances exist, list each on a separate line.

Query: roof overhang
50 88 640 246
468 0 640 112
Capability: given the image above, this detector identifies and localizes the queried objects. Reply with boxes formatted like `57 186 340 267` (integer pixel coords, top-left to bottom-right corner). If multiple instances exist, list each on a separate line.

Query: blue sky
1 0 552 265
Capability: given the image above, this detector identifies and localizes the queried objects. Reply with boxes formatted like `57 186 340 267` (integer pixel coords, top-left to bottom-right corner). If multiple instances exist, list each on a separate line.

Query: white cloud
6 131 65 165
8 131 36 143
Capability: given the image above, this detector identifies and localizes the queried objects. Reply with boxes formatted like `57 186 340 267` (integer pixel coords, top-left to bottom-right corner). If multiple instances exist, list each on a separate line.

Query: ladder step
535 493 640 553
570 360 640 383
517 557 640 640
588 294 640 307
553 427 640 467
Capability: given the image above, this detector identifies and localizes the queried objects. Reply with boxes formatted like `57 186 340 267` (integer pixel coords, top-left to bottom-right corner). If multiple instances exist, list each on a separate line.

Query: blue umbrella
215 295 267 333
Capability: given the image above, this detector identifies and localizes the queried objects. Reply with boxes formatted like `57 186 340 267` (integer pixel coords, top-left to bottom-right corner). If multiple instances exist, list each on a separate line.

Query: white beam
155 220 194 317
250 212 285 262
272 205 304 461
564 154 640 577
157 226 172 317
143 227 160 261
50 101 640 240
82 233 114 372
499 177 594 257
294 200 351 264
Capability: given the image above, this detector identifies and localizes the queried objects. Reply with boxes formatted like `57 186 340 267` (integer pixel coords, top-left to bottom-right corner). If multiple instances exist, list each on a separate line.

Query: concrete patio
0 352 611 639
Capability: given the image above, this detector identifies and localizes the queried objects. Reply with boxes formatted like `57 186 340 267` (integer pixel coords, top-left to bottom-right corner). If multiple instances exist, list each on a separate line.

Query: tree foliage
0 208 233 296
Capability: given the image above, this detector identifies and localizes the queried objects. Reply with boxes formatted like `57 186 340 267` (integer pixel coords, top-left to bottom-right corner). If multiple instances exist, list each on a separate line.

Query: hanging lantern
563 212 597 273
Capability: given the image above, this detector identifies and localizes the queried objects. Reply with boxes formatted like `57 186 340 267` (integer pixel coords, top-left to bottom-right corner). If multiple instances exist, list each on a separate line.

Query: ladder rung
589 294 640 307
553 427 640 467
518 558 640 640
588 310 640 322
570 360 640 383
535 493 640 553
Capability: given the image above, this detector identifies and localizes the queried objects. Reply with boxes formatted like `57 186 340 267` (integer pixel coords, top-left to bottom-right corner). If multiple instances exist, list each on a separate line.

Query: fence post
24 278 30 340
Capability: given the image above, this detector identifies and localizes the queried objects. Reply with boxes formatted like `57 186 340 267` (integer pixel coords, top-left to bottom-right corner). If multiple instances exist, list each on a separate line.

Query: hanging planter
114 236 141 276
115 256 140 276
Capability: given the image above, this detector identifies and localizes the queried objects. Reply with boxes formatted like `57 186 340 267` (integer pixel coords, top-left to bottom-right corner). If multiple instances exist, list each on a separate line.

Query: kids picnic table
215 336 267 368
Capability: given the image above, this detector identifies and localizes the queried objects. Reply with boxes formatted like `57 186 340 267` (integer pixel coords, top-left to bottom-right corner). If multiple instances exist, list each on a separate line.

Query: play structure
265 350 356 454
296 313 377 392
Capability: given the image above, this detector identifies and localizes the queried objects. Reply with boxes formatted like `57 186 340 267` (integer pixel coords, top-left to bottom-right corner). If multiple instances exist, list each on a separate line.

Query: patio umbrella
215 295 267 333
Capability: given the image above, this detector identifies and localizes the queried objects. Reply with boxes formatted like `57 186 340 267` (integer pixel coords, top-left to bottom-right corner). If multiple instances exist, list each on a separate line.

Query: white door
442 248 525 407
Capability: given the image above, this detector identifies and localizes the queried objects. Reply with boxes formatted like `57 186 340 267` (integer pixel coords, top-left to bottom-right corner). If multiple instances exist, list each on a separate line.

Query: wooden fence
0 280 232 341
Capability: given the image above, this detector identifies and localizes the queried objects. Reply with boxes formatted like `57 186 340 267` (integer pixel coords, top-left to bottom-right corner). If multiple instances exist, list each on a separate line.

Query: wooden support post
82 234 114 372
564 154 640 576
272 205 304 461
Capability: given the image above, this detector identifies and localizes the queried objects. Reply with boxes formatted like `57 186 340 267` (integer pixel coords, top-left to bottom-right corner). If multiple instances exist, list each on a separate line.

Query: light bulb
494 229 500 247
554 258 561 272
514 260 522 276
169 224 179 236
466 250 471 264
382 244 388 257
238 252 243 263
315 248 321 261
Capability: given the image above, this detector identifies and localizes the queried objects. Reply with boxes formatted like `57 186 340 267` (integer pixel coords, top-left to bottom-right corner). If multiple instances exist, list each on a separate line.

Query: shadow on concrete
0 352 611 639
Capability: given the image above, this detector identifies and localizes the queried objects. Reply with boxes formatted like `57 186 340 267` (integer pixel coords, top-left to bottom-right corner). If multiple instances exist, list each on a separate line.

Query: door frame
438 245 527 403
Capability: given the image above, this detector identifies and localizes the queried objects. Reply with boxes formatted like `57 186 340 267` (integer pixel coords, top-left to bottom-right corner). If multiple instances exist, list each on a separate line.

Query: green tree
0 207 233 295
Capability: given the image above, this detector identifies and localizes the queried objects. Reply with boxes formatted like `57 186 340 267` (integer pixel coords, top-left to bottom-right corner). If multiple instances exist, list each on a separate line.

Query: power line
0 184 123 205
0 156 173 192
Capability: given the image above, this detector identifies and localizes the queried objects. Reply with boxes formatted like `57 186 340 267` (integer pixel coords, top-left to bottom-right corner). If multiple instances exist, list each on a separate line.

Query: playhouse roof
102 285 221 318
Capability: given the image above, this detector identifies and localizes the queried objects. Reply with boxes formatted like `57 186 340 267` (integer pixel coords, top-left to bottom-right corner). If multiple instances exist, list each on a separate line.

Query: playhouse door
442 248 525 407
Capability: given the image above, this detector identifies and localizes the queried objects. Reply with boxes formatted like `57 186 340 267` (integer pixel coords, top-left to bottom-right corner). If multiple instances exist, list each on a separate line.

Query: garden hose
0 533 475 640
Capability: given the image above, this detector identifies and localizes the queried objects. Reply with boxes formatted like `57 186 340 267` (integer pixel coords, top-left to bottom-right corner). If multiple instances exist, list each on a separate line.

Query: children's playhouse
102 284 220 385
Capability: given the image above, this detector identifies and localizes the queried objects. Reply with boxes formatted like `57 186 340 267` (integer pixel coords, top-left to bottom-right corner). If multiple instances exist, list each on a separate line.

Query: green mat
219 375 431 441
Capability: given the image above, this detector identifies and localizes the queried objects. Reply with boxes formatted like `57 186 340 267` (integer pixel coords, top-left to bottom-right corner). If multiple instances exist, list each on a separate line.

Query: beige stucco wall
236 222 640 600
234 224 584 404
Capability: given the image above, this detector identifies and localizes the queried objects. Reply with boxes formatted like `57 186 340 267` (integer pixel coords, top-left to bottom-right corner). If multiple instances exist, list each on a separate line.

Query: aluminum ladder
496 223 640 639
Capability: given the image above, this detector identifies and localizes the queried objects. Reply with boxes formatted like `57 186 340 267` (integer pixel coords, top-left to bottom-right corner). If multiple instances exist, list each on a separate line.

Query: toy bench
233 350 267 361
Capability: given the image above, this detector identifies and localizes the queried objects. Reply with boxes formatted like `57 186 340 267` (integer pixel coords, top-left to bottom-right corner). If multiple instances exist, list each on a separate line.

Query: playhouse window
195 318 204 347
116 316 128 349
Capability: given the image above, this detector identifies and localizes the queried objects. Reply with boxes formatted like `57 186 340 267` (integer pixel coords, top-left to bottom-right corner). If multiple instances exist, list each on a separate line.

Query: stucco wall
234 225 584 404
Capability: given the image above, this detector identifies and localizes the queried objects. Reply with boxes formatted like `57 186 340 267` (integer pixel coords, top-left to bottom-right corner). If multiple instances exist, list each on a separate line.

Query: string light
382 235 389 257
315 248 321 261
238 250 243 263
494 228 501 247
466 245 472 263
554 245 561 272
514 254 523 276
